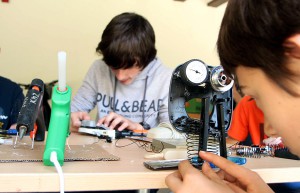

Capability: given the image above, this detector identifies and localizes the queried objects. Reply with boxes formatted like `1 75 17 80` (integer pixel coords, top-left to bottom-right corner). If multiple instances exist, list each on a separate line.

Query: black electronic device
143 159 185 170
168 59 234 168
79 120 147 139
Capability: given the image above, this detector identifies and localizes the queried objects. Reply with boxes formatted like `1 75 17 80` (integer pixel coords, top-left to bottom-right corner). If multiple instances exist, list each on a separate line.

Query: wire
50 151 64 193
66 137 71 150
115 138 154 152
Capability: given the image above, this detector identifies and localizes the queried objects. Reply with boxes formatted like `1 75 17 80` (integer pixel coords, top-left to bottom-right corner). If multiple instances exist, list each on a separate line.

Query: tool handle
43 85 71 166
16 79 44 138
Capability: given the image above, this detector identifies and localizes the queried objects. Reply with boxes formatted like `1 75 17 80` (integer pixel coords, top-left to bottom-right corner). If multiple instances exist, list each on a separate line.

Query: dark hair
217 0 300 95
96 12 157 70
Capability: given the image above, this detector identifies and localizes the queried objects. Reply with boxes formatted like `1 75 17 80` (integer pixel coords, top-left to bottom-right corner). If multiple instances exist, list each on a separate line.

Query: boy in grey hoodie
71 12 173 132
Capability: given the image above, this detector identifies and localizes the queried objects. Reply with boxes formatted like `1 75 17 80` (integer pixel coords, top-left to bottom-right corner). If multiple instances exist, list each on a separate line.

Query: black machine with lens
168 59 234 168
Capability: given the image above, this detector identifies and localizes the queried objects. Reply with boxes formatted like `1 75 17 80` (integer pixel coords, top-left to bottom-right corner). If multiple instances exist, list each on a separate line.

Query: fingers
71 112 91 127
202 162 247 192
71 114 81 127
97 112 116 129
200 151 247 182
97 117 105 127
202 162 223 183
166 152 273 193
199 151 268 188
199 151 244 180
166 161 199 192
177 160 198 177
167 160 224 193
226 183 248 193
116 121 129 131
97 112 143 131
216 169 236 183
165 171 183 192
109 116 128 131
70 112 91 133
97 112 130 131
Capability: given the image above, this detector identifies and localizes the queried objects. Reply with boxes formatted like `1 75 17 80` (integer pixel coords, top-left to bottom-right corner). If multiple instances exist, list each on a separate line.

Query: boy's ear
283 33 300 59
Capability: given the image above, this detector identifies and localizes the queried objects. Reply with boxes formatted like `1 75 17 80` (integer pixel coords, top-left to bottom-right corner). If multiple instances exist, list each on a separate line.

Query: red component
30 124 38 139
2 0 9 3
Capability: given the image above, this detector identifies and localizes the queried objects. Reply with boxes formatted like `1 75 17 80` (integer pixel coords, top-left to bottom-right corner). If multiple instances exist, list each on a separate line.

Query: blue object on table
209 156 247 168
7 129 18 135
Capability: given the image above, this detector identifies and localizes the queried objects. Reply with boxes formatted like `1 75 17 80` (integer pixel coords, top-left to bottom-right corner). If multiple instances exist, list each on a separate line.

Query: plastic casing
43 85 72 166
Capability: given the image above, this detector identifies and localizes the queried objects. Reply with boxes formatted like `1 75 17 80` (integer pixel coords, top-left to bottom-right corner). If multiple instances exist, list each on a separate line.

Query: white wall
0 0 226 95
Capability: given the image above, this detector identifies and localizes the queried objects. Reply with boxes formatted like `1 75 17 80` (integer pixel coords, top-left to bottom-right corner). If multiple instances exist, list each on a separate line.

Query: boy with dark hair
166 0 300 192
71 12 172 132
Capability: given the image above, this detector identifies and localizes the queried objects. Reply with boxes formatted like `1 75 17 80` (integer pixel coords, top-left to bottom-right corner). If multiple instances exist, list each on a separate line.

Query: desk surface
0 133 299 192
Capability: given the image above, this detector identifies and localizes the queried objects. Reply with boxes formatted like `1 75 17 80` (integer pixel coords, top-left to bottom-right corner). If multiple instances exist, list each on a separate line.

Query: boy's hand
70 111 91 132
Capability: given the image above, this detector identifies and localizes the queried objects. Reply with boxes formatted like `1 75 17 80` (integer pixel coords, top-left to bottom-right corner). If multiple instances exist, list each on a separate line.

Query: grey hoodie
71 58 173 128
